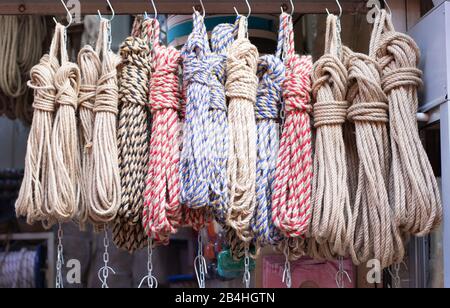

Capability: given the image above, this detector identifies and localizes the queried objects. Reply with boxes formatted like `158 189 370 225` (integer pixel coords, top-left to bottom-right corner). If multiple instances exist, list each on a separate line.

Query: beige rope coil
346 48 404 269
310 14 353 258
372 10 442 236
225 16 259 245
47 24 82 223
88 19 122 225
77 45 101 227
15 37 60 225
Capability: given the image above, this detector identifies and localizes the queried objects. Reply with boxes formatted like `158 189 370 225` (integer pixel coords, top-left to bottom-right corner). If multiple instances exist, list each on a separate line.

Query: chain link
243 245 251 288
282 243 292 288
138 238 158 288
194 232 207 289
335 256 351 288
55 223 64 288
97 228 116 288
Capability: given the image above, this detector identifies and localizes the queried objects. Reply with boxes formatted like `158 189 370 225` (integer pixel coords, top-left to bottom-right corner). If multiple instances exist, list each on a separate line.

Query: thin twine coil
77 45 101 228
225 16 259 245
346 48 404 269
309 14 353 258
46 23 82 223
15 44 60 225
142 19 184 244
88 19 122 225
113 18 152 252
272 13 313 241
251 54 285 248
372 10 442 236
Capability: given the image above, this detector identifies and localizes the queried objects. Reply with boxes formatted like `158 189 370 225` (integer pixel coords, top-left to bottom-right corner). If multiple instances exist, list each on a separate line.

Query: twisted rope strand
225 16 259 244
373 10 442 236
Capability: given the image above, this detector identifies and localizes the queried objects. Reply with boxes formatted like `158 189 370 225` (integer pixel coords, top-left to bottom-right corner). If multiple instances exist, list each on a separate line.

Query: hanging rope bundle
180 11 222 210
113 18 152 251
346 49 404 268
372 10 442 236
89 19 122 225
252 55 285 248
15 31 61 225
310 14 352 257
272 13 313 240
142 19 183 243
225 16 259 245
77 45 101 227
47 24 81 223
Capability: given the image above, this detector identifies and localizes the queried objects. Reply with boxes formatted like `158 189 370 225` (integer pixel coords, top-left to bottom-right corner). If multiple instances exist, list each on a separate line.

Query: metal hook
53 0 73 28
193 0 206 18
326 0 342 19
98 0 115 21
383 0 392 16
281 0 295 15
145 0 158 20
234 0 252 18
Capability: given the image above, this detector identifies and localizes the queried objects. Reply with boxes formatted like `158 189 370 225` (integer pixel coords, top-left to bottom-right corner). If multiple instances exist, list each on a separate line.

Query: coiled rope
113 18 152 252
77 44 101 228
372 10 442 236
142 19 183 244
47 23 81 223
88 19 122 225
15 29 61 225
252 55 285 248
272 12 313 241
310 14 352 258
225 16 259 246
346 48 404 268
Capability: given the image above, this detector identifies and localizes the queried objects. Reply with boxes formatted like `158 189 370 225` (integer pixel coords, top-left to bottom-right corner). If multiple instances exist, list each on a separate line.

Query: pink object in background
262 255 355 288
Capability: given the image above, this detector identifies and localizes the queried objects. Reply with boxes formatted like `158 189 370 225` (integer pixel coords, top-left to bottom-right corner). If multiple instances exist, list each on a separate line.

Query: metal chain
138 238 158 288
243 245 251 288
55 223 64 289
390 263 402 288
97 228 116 288
194 232 207 289
335 256 352 288
282 243 292 288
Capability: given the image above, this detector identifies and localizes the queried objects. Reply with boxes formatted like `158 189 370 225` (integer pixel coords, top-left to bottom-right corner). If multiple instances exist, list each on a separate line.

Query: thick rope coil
372 10 442 236
225 16 259 244
15 44 60 225
180 11 222 210
47 24 82 223
252 55 285 248
272 13 313 240
113 19 152 252
346 50 404 269
89 19 122 225
77 45 101 227
142 19 183 243
310 14 353 258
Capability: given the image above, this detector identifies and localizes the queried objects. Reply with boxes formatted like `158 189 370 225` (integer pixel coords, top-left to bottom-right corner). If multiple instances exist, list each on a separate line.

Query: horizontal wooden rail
0 0 368 15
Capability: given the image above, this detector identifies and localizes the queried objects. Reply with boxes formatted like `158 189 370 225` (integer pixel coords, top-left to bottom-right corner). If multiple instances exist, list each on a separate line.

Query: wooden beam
0 0 367 15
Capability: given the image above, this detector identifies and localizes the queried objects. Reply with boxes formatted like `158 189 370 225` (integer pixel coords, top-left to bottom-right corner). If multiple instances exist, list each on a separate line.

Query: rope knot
347 53 389 123
283 55 312 113
210 54 227 111
381 67 422 94
29 54 59 112
256 55 285 120
54 62 81 110
149 46 182 114
225 38 259 104
119 37 150 67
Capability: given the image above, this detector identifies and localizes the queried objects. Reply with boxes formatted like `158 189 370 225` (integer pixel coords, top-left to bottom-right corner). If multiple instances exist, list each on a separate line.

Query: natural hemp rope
310 14 352 258
272 12 313 241
372 10 442 236
346 34 404 268
89 19 122 225
46 24 81 223
113 18 151 251
225 16 259 245
16 28 61 225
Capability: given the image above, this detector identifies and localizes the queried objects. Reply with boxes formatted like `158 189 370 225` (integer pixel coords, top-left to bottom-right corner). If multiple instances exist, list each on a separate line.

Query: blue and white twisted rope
180 11 222 209
252 55 286 247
